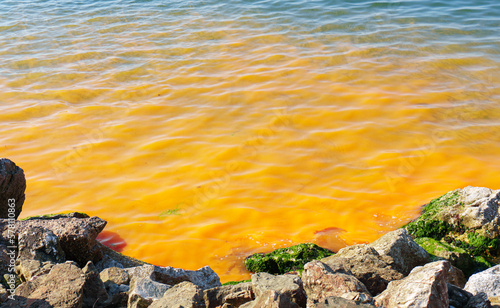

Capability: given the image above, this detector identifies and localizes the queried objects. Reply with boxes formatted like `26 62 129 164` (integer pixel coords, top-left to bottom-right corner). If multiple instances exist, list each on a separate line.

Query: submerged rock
0 158 26 220
244 243 334 275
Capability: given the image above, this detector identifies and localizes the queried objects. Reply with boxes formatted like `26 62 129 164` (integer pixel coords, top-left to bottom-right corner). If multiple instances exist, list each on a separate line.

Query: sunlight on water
1 0 499 281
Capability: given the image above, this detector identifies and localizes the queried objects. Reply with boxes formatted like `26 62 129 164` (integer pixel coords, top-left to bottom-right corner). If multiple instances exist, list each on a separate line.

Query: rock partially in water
374 261 450 308
405 187 500 276
0 158 26 220
244 243 334 275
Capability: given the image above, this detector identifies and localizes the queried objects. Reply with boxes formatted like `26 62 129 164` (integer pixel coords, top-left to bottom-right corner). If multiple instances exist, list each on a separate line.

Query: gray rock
100 266 129 286
203 282 254 308
464 265 500 298
128 277 170 308
321 244 403 295
466 292 491 308
15 259 54 282
459 187 500 235
126 264 221 290
0 158 26 219
308 296 376 307
448 283 472 308
82 261 108 308
251 272 306 307
14 261 86 307
302 260 372 304
370 228 431 276
103 283 129 308
149 281 204 308
17 226 65 263
374 261 450 308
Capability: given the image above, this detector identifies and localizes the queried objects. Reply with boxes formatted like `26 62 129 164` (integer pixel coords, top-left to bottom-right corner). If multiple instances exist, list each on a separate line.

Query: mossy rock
406 189 500 276
244 243 334 275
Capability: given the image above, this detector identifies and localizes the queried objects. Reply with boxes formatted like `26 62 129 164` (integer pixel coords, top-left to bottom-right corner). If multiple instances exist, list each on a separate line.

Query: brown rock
374 261 450 308
251 272 306 307
149 281 204 308
303 260 372 304
308 296 376 308
82 261 108 308
0 158 26 220
17 226 65 263
203 282 254 308
240 290 300 308
100 266 129 286
14 261 86 307
448 265 466 288
321 245 403 295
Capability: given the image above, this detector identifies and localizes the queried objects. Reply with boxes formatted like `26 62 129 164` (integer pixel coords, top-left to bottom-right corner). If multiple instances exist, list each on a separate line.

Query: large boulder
302 260 372 305
464 264 500 298
126 264 221 290
203 282 254 308
250 272 306 307
405 187 500 276
321 244 403 295
0 158 26 220
374 261 450 308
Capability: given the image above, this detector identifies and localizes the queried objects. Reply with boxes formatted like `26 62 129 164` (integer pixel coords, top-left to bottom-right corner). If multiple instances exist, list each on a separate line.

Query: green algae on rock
244 243 334 275
405 187 500 276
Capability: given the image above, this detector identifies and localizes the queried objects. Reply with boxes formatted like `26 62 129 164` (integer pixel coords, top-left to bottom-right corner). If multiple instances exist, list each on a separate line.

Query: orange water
1 0 499 282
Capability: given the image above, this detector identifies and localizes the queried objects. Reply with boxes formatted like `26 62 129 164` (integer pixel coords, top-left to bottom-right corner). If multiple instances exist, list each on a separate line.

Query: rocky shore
1 158 500 307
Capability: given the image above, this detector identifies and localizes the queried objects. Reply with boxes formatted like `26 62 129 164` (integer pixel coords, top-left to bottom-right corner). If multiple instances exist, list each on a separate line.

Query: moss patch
222 279 252 286
20 212 90 221
244 243 334 275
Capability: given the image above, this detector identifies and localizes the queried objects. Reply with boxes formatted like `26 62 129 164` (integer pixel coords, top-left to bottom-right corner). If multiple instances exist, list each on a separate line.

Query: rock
448 283 472 308
244 243 333 275
0 284 8 304
308 296 376 308
128 277 170 308
149 281 204 308
251 272 306 307
370 229 431 275
239 290 300 308
464 264 500 298
15 259 54 281
203 282 254 308
466 292 491 308
1 215 107 266
95 242 148 271
302 260 372 304
374 261 450 308
82 261 108 308
103 282 129 307
14 261 86 307
126 264 221 290
321 244 403 295
0 158 26 219
448 265 467 288
459 187 500 234
17 226 65 263
100 266 129 286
